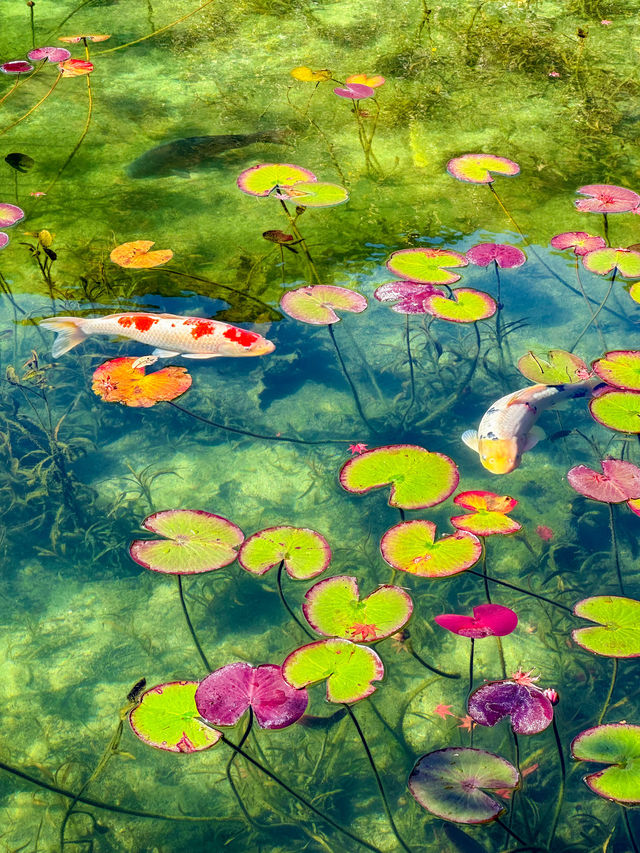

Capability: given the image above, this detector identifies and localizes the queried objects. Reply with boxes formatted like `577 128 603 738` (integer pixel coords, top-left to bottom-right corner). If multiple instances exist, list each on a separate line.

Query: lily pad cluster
237 163 348 208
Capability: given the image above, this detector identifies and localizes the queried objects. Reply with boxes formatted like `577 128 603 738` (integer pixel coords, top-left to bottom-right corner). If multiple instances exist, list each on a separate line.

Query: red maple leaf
349 623 378 641
433 703 455 720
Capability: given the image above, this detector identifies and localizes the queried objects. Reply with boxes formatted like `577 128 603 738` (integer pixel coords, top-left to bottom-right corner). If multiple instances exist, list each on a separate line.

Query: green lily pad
572 596 640 658
279 181 349 208
571 724 640 804
129 509 244 575
302 575 412 642
282 638 384 704
589 389 640 433
237 163 317 197
386 248 468 284
238 526 331 580
280 285 367 325
518 349 590 385
339 444 459 510
129 681 222 753
408 747 519 823
446 153 520 184
592 351 640 391
582 248 640 278
423 288 497 323
450 491 521 536
380 520 482 577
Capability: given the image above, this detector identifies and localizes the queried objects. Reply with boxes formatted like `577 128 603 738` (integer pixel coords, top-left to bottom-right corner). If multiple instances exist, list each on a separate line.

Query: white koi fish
462 378 602 474
39 312 275 359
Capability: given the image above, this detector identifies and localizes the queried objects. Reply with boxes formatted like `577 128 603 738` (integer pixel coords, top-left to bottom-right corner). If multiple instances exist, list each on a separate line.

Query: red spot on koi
117 315 158 333
186 320 215 340
222 327 259 347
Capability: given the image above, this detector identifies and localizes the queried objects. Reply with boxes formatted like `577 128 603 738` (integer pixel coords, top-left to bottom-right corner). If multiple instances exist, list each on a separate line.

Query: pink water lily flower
575 184 640 214
435 603 518 638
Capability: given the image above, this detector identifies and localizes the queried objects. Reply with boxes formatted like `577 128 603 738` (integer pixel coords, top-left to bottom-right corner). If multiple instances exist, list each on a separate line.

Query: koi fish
39 312 275 359
462 379 602 474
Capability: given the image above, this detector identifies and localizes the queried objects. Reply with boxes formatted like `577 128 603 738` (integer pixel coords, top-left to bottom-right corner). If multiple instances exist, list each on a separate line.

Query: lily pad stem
0 72 62 138
467 568 573 614
278 198 321 284
225 707 254 826
608 502 625 595
468 638 474 696
597 657 618 726
570 269 617 352
405 640 460 679
276 560 314 638
402 314 416 423
327 323 374 430
622 807 639 853
155 267 279 319
547 715 565 849
177 574 211 672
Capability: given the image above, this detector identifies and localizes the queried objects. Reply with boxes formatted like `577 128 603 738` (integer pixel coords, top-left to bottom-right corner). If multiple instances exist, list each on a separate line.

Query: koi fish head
217 326 275 357
477 437 522 475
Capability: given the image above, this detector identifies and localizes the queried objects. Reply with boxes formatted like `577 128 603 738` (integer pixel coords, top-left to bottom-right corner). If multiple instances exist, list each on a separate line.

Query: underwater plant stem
494 819 530 849
570 269 617 352
277 199 321 284
481 540 491 603
167 401 354 446
405 643 460 679
467 569 573 614
156 267 279 319
29 2 36 48
493 260 504 354
603 213 609 246
220 735 383 853
225 707 254 826
342 705 413 853
276 560 314 638
176 575 211 672
573 257 606 351
547 716 566 849
468 638 474 695
327 323 374 430
608 502 625 595
488 183 527 243
402 314 416 422
0 72 62 138
597 657 618 726
622 808 640 853
0 75 20 108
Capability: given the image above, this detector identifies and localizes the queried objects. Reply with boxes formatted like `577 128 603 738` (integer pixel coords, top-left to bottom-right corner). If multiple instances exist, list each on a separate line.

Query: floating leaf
238 526 331 579
572 596 640 658
567 459 640 503
446 154 520 185
290 66 332 82
333 83 374 99
58 58 94 77
278 181 348 208
468 680 554 735
345 73 385 88
574 185 640 214
4 153 34 173
592 351 640 391
282 638 384 703
550 231 607 256
386 248 468 284
129 681 221 753
582 248 640 278
58 33 110 43
380 520 481 578
92 357 191 408
280 284 366 325
302 575 412 641
517 349 590 384
109 240 173 268
589 388 640 433
1 61 34 74
195 663 308 729
408 747 519 824
450 491 521 536
422 288 497 323
571 724 640 804
373 281 442 314
465 243 526 269
339 444 459 510
0 203 24 228
27 46 71 63
435 604 518 638
237 163 317 197
0 233 8 250
129 509 244 575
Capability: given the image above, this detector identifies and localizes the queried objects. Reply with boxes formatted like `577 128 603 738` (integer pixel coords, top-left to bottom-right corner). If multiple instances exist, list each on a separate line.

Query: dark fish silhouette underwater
126 130 289 178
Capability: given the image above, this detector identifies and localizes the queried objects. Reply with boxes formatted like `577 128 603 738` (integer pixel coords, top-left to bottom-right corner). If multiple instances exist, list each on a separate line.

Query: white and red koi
462 379 601 474
39 312 275 359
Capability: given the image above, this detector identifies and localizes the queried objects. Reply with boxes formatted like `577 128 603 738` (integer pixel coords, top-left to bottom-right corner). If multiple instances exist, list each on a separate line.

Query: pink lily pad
465 243 526 269
450 491 521 536
435 604 518 638
422 288 497 323
373 281 442 314
280 285 367 325
386 248 468 284
446 154 520 185
0 233 8 250
592 351 640 391
333 83 375 99
195 662 308 730
567 459 640 503
468 679 554 735
1 61 34 74
0 204 24 228
550 231 607 256
380 520 482 578
129 681 222 753
582 247 640 278
27 46 71 63
574 184 640 214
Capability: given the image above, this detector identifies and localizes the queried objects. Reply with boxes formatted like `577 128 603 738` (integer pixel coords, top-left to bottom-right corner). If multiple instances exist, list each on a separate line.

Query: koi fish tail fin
39 316 87 356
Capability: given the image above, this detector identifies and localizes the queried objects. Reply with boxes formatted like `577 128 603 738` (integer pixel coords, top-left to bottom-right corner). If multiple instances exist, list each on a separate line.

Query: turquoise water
1 1 640 851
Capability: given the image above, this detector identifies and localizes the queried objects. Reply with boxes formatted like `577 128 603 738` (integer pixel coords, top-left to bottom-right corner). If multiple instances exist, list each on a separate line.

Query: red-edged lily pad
237 163 317 197
435 604 518 638
550 231 607 256
408 747 519 824
277 181 348 208
1 61 34 74
27 46 71 63
195 663 308 729
574 185 640 214
422 288 497 323
582 248 640 278
466 243 526 269
380 520 481 578
386 248 468 285
238 526 331 580
129 509 244 575
517 349 590 384
572 596 640 658
280 285 367 325
468 679 553 735
450 491 521 536
589 389 640 433
373 281 442 314
339 444 459 510
592 351 640 391
334 82 374 99
282 638 384 704
571 724 640 804
92 357 191 407
302 575 412 642
0 203 24 228
567 459 640 503
0 234 8 250
446 154 520 185
129 681 221 753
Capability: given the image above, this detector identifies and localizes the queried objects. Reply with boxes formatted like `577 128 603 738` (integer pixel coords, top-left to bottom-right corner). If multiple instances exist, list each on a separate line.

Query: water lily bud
5 366 19 385
543 688 559 705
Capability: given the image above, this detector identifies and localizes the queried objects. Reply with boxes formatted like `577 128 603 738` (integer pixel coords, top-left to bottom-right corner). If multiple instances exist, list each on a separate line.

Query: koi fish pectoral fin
151 348 181 357
181 352 223 359
461 430 480 452
523 425 546 451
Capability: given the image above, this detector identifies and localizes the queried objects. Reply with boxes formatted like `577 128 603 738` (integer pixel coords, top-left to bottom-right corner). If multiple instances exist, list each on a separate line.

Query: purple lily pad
550 231 607 256
195 662 308 730
333 83 374 99
468 680 553 735
27 46 71 63
0 203 24 228
1 61 34 74
0 233 8 250
465 243 526 269
373 281 442 314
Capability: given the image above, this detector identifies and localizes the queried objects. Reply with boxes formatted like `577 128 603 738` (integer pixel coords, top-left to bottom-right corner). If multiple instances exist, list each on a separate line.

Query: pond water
1 1 640 851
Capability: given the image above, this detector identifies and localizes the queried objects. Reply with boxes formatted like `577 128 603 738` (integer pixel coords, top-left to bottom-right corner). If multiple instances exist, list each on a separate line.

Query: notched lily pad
592 351 640 391
422 288 497 323
278 181 348 208
380 520 482 578
237 163 317 197
583 248 640 278
589 388 640 433
238 526 331 579
572 596 640 658
571 724 640 804
129 681 221 753
280 285 367 325
518 349 589 385
468 680 553 735
450 492 521 536
386 248 468 285
446 154 520 185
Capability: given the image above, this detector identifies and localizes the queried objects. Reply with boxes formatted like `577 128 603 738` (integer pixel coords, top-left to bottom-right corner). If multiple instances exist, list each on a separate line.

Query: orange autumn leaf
110 240 173 269
59 34 111 43
345 73 385 88
58 58 94 77
290 66 332 82
92 357 191 408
